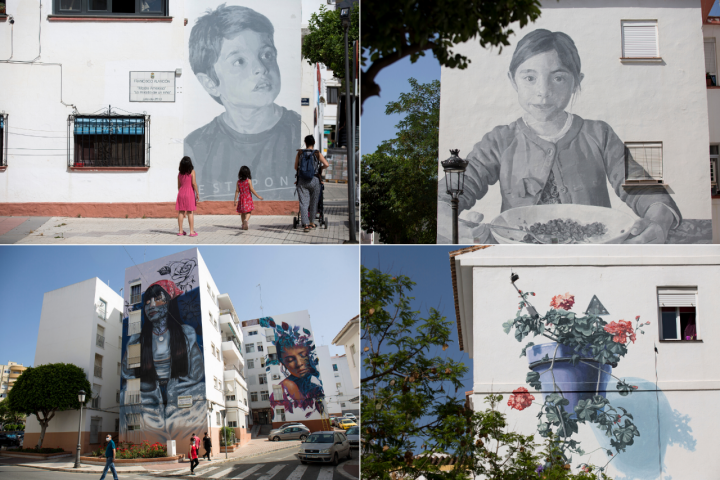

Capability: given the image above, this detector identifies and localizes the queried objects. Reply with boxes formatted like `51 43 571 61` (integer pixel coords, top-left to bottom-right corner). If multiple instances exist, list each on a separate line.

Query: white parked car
298 431 351 465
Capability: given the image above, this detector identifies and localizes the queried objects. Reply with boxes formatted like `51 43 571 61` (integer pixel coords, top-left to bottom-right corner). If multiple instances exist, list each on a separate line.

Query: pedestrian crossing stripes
196 462 349 480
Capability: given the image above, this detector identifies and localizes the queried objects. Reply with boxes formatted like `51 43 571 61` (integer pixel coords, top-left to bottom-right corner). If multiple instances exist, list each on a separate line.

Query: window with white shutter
128 311 141 335
625 142 663 183
127 344 141 369
658 287 698 341
711 145 719 187
705 38 717 76
622 21 659 58
126 378 141 404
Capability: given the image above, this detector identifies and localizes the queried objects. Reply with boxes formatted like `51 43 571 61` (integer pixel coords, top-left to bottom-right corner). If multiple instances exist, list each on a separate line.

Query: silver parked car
268 425 310 442
345 426 359 447
298 431 351 465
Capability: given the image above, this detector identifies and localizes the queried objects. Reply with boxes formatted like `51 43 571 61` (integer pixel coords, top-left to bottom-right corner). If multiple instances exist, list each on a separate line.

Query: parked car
337 419 357 430
268 425 310 442
0 434 20 448
328 416 337 427
345 426 359 447
342 413 357 421
298 431 351 465
277 423 304 430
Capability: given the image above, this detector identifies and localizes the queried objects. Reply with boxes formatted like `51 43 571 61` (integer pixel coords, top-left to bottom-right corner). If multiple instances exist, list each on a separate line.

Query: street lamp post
340 5 357 243
220 409 227 459
74 390 86 469
441 150 469 244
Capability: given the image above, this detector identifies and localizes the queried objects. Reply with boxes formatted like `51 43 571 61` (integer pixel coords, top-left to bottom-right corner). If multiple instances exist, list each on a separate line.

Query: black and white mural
437 28 713 244
184 0 301 201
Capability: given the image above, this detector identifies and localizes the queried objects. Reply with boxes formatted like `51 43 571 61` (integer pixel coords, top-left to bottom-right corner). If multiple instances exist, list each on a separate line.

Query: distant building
0 362 27 400
332 315 359 389
24 278 123 454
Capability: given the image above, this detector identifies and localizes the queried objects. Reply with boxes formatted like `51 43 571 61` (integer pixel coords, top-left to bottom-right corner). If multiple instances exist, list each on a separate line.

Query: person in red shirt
189 439 199 475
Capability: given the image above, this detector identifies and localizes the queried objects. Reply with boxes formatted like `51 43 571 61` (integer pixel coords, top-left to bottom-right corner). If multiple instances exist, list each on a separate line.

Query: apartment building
24 278 123 454
316 349 359 417
119 248 249 455
451 245 720 479
0 362 27 400
332 315 360 389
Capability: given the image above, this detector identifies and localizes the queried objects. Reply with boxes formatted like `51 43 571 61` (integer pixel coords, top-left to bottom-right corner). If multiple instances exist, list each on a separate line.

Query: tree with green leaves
302 4 359 80
361 266 615 480
361 0 543 106
8 363 91 449
0 398 25 428
361 78 439 244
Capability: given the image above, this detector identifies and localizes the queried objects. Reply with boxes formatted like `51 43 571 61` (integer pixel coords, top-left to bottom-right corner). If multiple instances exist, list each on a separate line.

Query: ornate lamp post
340 5 357 243
74 390 86 469
441 150 468 244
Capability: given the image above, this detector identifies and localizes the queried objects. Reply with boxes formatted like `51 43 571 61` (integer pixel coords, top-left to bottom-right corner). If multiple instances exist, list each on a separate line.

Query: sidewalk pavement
6 438 301 475
6 202 358 245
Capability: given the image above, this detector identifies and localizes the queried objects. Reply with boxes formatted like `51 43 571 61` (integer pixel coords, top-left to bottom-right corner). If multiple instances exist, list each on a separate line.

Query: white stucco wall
26 278 123 437
453 245 720 479
438 0 713 243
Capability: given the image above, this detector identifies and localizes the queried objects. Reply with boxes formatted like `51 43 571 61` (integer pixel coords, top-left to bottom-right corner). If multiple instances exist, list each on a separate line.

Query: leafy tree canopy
361 0 543 105
0 398 25 426
361 78 439 244
302 4 359 79
8 363 91 448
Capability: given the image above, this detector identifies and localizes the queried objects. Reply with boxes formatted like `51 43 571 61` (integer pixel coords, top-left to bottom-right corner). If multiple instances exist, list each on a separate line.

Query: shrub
114 440 168 459
219 426 235 446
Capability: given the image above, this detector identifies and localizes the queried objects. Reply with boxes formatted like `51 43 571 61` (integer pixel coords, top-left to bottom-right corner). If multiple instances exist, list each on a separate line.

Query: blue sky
362 0 720 155
0 246 359 368
361 245 474 401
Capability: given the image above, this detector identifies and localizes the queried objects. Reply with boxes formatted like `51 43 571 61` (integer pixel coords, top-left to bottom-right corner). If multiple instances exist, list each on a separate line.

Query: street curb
154 443 301 477
12 464 150 474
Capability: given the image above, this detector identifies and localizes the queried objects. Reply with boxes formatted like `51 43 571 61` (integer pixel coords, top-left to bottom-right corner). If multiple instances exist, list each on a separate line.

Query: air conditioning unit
271 374 280 380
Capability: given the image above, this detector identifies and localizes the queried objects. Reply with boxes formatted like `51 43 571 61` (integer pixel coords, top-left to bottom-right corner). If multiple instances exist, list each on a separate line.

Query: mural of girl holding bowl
446 29 685 244
259 317 325 418
121 279 205 442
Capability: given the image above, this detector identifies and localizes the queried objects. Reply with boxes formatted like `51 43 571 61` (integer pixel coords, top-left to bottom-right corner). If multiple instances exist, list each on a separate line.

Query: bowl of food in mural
489 205 637 244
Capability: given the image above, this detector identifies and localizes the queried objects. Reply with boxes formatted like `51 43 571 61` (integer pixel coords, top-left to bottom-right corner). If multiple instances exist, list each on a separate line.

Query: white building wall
197 252 225 411
332 354 358 411
438 0 713 243
453 245 720 480
26 278 123 440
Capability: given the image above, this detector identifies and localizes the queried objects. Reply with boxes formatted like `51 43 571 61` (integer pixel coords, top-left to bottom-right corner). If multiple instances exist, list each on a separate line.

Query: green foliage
0 398 25 426
3 423 25 431
115 441 168 459
361 0 544 103
220 426 235 446
360 267 612 479
302 4 359 79
361 79 439 244
7 363 91 449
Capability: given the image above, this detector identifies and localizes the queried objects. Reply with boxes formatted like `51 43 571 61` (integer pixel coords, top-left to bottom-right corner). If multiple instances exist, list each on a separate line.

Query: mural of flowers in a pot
502 278 649 470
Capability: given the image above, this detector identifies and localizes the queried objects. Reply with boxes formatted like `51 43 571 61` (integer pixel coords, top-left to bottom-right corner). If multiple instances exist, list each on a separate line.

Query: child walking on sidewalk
234 166 264 230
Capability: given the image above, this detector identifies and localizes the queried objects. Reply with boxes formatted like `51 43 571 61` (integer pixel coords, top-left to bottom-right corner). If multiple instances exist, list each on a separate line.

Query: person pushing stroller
295 135 329 232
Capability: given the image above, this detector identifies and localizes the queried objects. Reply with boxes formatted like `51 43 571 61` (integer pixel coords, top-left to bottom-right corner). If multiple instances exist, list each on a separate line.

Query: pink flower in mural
507 387 535 411
604 320 636 344
550 293 575 311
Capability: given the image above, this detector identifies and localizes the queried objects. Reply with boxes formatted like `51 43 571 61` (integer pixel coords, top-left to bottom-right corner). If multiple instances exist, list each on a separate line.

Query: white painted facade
0 0 331 207
332 315 359 388
452 245 720 479
25 278 123 446
438 0 715 244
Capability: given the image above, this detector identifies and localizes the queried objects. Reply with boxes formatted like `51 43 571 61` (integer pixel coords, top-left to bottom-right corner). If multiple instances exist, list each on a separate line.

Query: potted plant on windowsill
502 284 649 471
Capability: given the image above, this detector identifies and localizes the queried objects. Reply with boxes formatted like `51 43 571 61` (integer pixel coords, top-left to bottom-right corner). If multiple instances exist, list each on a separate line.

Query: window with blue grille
0 114 6 167
71 116 148 167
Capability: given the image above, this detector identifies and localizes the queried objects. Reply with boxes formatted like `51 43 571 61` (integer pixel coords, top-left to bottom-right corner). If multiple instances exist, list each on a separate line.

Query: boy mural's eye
522 75 536 83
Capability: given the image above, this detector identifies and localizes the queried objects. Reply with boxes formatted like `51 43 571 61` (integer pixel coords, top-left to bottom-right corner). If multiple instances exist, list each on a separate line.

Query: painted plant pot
527 343 612 415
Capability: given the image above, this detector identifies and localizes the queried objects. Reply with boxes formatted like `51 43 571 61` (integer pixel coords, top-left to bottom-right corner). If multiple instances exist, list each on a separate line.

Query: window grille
126 378 141 404
622 21 659 58
250 392 258 402
711 146 718 187
0 114 7 168
97 299 107 320
259 374 267 385
96 333 105 348
68 112 150 168
247 359 254 369
625 142 663 183
260 391 269 401
126 413 142 430
127 344 141 369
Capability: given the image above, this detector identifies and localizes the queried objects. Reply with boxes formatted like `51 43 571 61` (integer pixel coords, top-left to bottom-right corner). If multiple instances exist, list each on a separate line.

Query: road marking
209 466 235 478
318 466 334 480
256 464 284 480
285 465 307 480
230 464 265 479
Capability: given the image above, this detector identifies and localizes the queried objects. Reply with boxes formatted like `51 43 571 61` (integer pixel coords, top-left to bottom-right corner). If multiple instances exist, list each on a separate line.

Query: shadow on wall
590 377 696 480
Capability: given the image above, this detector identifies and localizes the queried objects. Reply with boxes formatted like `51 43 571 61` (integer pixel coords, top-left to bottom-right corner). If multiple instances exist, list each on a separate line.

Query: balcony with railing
96 334 105 348
221 337 244 367
223 365 247 390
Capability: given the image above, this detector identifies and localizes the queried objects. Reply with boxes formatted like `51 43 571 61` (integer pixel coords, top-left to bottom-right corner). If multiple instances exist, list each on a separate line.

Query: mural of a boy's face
208 30 281 109
509 50 583 123
144 292 169 323
280 345 312 378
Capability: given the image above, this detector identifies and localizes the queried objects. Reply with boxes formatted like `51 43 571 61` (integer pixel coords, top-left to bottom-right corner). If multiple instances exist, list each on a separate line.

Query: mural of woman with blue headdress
260 317 325 417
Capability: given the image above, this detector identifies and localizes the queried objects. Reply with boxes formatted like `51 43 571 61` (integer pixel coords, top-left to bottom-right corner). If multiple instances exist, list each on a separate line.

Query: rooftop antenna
256 284 264 317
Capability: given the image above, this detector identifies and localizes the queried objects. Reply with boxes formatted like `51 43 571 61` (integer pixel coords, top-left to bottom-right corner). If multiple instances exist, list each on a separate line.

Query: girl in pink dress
176 156 200 237
233 166 263 230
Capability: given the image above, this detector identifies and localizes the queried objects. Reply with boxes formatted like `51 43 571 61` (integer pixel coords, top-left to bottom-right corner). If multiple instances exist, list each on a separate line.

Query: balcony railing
125 391 141 405
94 365 102 378
219 309 240 325
130 294 141 304
223 336 243 357
96 334 105 348
224 364 245 380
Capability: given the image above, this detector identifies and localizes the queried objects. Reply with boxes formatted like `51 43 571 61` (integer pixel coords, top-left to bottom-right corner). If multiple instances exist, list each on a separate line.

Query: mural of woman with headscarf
121 279 206 442
260 317 325 417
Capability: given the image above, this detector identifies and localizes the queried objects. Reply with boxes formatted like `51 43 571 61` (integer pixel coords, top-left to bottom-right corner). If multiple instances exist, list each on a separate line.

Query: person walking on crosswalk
188 438 199 475
202 432 212 461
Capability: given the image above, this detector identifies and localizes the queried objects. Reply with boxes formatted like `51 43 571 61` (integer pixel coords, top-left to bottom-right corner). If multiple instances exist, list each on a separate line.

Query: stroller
293 174 328 229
